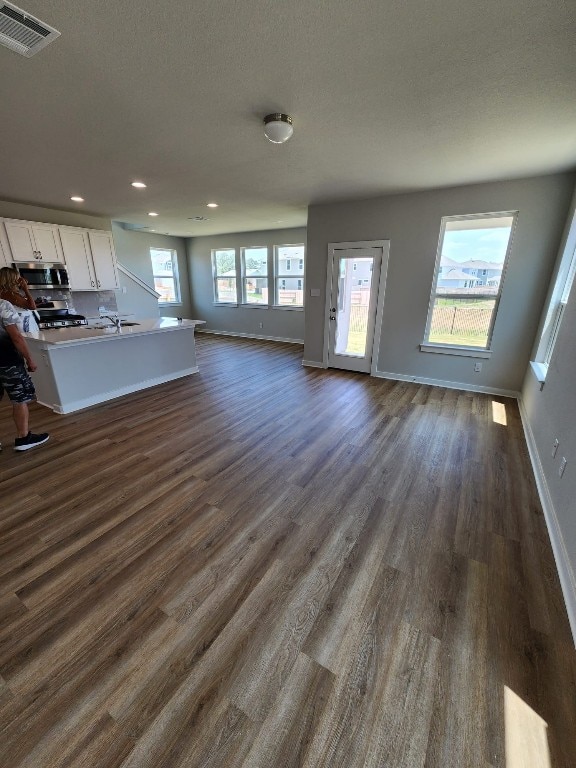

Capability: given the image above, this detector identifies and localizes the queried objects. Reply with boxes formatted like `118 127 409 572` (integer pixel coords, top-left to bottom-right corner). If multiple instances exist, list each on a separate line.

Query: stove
36 301 87 330
38 314 88 330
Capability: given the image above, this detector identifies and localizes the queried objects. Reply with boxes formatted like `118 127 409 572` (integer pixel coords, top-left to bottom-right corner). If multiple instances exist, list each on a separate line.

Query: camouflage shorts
0 364 36 404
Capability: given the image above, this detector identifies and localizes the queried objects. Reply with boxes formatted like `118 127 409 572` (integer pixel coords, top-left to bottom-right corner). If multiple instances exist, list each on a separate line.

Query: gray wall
111 223 192 319
521 185 576 636
187 228 306 342
305 173 575 392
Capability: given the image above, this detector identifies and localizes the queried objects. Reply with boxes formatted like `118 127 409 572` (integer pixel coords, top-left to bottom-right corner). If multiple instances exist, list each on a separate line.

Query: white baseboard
38 367 199 415
302 359 327 368
196 328 303 345
373 369 519 399
518 398 576 646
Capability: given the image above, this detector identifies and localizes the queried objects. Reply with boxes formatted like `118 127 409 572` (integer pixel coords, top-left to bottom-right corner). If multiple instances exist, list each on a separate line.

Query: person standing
0 298 49 451
0 267 39 334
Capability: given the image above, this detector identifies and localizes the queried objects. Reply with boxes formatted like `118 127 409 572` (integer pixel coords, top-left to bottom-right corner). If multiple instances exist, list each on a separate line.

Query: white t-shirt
0 299 23 366
15 308 39 334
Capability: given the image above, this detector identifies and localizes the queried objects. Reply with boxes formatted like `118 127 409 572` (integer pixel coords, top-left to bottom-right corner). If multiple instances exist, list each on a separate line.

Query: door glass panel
335 257 374 357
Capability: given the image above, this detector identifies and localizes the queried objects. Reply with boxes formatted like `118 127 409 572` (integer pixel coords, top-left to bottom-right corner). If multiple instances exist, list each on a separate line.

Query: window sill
241 303 268 309
420 343 492 359
159 302 182 307
272 305 304 311
530 361 548 390
213 302 239 307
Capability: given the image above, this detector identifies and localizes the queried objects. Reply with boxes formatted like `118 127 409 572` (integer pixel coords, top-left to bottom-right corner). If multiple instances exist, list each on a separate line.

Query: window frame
150 247 181 305
240 245 269 307
211 248 239 305
536 212 576 370
274 243 305 309
421 211 518 357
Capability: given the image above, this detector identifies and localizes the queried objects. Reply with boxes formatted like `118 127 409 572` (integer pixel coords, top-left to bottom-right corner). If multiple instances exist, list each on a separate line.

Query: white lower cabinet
4 220 63 263
59 227 119 290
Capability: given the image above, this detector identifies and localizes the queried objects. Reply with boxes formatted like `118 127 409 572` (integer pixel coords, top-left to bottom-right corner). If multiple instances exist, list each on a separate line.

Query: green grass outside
428 331 488 347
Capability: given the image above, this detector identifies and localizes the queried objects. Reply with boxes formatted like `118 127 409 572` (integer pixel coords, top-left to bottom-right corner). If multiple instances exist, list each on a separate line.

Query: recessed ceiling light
207 202 219 208
70 196 84 202
132 181 147 188
148 212 159 216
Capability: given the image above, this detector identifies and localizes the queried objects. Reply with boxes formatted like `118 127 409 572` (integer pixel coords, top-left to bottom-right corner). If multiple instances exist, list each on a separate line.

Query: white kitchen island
24 318 205 414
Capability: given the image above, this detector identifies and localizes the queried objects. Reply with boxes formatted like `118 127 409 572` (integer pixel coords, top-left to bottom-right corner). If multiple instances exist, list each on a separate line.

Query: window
212 248 238 303
150 248 180 303
275 244 305 307
241 246 268 305
423 212 516 353
535 210 576 369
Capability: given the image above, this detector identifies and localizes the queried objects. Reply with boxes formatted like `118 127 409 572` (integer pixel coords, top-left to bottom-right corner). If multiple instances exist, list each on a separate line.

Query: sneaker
14 432 50 451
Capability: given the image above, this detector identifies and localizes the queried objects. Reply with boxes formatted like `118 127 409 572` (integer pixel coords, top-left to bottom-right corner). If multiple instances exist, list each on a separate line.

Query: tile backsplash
70 291 118 318
30 290 118 317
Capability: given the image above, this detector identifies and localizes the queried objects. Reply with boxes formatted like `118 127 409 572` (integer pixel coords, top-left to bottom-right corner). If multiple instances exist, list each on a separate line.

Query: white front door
325 242 389 373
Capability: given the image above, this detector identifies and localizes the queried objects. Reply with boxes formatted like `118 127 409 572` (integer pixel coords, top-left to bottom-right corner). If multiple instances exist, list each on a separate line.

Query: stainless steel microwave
13 262 70 290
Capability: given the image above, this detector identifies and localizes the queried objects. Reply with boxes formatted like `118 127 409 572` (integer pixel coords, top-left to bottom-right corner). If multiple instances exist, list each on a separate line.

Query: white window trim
273 243 305 309
422 211 518 355
210 243 306 310
534 212 576 374
420 343 492 358
151 247 181 305
241 246 269 306
212 248 239 306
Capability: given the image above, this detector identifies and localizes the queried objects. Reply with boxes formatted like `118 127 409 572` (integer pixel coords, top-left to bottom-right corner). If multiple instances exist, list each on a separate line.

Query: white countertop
25 317 205 347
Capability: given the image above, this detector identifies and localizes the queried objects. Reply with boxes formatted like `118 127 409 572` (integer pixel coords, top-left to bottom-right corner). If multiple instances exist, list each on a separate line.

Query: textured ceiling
1 0 575 236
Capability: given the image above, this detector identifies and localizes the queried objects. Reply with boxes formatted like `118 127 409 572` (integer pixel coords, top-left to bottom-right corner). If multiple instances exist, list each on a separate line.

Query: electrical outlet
552 438 559 457
559 457 567 477
474 362 482 372
98 306 106 313
258 322 263 328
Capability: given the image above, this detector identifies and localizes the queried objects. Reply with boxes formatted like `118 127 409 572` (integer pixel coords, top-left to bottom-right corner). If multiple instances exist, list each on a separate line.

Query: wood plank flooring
1 333 575 767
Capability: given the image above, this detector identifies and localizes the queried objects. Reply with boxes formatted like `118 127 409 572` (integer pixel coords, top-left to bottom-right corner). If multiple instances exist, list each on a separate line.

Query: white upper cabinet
0 231 10 268
88 231 119 290
58 228 95 289
59 227 119 291
4 220 63 263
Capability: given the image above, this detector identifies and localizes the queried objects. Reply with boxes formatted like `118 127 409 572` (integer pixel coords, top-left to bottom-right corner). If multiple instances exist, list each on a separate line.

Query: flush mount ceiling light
131 181 147 188
148 211 159 216
207 202 219 208
70 196 84 202
263 113 293 144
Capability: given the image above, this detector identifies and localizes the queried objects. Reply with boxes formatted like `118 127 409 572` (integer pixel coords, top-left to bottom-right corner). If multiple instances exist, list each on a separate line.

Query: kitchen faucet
101 314 121 329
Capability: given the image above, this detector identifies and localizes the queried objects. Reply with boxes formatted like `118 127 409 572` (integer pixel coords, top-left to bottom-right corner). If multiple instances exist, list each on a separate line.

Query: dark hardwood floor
0 333 575 767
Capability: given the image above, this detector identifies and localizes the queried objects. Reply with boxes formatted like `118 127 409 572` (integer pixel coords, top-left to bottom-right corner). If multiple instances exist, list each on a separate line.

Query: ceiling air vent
0 2 60 57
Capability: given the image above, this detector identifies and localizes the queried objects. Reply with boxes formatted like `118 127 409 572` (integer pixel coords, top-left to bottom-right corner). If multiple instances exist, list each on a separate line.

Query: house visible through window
150 248 180 304
275 244 305 307
212 248 238 303
242 246 268 305
423 212 516 351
